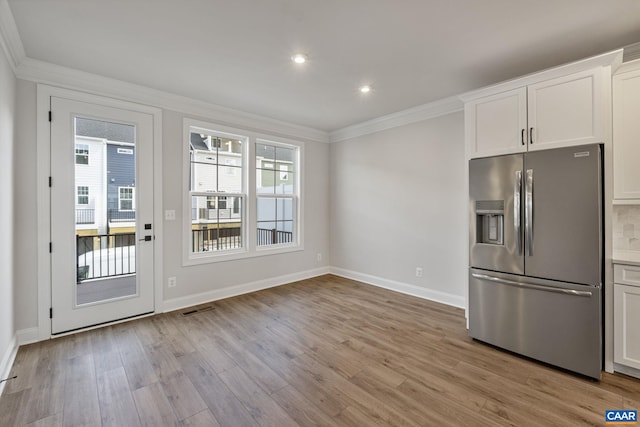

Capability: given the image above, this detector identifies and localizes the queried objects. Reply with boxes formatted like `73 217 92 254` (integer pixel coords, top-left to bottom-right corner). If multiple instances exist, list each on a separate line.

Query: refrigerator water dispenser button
475 200 504 245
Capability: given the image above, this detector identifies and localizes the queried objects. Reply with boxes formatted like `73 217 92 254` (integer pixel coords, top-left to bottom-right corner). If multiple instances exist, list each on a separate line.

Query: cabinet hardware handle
529 127 534 144
521 129 525 146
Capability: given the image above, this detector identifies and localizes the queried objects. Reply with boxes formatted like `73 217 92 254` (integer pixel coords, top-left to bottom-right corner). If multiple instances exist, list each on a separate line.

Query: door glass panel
74 117 137 305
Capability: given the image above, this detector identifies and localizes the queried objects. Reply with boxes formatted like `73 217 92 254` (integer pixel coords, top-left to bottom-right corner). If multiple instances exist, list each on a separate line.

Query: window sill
182 243 304 267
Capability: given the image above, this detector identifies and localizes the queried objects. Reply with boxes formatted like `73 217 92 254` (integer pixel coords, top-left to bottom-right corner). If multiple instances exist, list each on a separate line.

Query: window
77 186 89 205
256 141 297 247
184 119 301 264
279 164 289 181
118 187 134 211
225 159 236 175
75 143 89 164
189 128 244 255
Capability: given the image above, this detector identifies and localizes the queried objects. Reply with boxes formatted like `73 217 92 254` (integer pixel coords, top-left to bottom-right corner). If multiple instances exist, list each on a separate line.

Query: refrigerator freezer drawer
469 268 602 379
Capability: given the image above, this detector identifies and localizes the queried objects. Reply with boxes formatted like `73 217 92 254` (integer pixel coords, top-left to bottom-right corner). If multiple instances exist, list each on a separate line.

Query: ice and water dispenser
475 200 504 245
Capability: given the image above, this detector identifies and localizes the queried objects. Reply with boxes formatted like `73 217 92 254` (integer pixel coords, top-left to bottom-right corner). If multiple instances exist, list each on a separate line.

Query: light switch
165 210 176 221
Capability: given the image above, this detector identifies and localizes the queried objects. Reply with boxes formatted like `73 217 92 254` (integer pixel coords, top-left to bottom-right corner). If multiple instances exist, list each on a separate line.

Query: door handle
529 127 534 144
138 235 152 242
514 170 522 255
471 273 593 297
525 169 533 256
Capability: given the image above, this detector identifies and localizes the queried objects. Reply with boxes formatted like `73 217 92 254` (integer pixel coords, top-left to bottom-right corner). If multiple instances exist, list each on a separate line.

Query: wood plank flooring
2 274 640 426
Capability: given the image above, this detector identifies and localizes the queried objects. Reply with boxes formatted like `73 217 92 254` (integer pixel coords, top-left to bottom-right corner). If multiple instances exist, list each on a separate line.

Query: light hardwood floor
1 274 639 426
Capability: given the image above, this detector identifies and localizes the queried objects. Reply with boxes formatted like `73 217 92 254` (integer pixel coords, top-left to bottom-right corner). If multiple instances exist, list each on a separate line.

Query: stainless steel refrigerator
469 144 603 379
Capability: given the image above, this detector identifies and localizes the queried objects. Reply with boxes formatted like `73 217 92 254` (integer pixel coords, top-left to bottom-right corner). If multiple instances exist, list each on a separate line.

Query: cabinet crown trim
459 49 622 103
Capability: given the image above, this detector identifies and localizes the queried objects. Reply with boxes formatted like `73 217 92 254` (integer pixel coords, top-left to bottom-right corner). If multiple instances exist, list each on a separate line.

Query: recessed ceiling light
292 54 307 64
360 85 371 94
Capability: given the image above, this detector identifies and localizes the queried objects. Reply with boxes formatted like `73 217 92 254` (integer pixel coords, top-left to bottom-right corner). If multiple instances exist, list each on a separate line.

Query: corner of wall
330 267 466 309
0 0 18 398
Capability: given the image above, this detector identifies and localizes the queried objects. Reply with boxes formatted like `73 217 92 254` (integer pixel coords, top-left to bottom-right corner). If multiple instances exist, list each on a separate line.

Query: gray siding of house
107 144 136 221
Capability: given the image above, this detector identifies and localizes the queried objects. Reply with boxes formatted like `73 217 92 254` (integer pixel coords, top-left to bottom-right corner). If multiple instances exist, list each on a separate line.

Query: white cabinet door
613 66 640 200
527 68 604 151
465 88 527 158
614 283 640 370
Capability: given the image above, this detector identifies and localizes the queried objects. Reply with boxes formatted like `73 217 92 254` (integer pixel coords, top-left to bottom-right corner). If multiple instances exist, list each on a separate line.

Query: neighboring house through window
119 187 134 211
75 143 89 164
189 128 244 255
184 119 301 264
77 186 89 205
256 141 297 247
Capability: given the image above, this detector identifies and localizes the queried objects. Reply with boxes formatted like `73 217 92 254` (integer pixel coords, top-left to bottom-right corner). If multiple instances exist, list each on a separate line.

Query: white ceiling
7 0 640 132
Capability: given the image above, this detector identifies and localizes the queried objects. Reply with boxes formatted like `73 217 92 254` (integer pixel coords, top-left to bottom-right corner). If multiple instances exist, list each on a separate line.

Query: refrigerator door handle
525 169 534 256
471 273 593 297
514 170 522 255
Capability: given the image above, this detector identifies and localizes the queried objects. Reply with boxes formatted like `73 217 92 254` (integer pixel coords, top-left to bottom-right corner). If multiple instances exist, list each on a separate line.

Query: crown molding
615 58 640 76
17 58 329 143
0 0 26 72
623 42 640 63
1 0 327 143
329 95 463 143
459 49 623 103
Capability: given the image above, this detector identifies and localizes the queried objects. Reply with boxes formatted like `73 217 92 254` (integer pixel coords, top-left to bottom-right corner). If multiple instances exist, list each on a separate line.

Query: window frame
75 143 89 165
182 118 303 266
76 185 89 205
118 186 135 211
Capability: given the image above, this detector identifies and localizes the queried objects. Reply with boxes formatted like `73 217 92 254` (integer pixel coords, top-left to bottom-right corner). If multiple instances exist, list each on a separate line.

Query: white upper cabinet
527 69 604 151
462 50 621 160
465 88 527 157
613 62 640 201
466 68 606 159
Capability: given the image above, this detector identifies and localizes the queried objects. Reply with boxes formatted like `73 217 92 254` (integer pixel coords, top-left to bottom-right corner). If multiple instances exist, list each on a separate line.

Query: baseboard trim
613 363 640 380
162 267 331 313
0 335 18 397
330 267 466 309
16 327 39 346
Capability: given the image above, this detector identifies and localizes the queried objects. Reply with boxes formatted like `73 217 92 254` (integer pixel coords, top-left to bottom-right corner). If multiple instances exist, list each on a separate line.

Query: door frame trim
36 85 163 341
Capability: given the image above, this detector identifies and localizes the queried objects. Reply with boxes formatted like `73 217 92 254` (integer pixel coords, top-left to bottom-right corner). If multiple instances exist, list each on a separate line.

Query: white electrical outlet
415 267 423 278
168 276 177 288
165 210 176 221
317 253 322 262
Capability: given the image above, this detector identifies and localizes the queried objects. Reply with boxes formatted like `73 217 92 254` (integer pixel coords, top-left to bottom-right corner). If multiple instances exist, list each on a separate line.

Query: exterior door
50 97 155 334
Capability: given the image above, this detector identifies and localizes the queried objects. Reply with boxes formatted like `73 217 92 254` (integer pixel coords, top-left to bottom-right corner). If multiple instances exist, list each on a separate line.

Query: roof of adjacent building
76 118 135 144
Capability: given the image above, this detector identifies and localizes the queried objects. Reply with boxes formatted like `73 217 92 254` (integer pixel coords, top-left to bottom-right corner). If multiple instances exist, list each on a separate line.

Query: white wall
13 89 331 331
161 109 330 307
330 112 467 307
13 76 460 334
14 80 36 332
0 43 16 379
